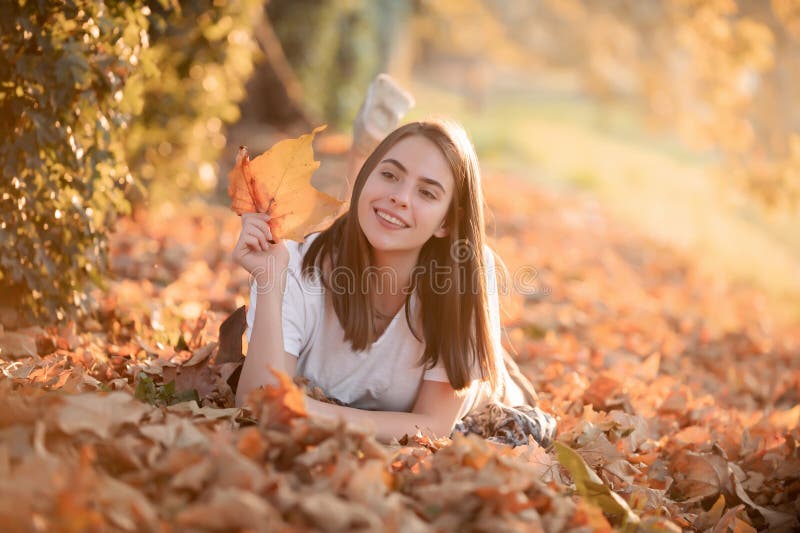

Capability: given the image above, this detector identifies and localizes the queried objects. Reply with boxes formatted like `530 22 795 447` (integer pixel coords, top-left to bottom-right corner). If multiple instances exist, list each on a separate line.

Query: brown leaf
583 372 623 409
139 423 179 447
571 499 615 533
183 342 217 367
54 392 150 439
298 492 382 531
176 488 280 532
162 362 218 399
603 458 641 485
245 368 307 426
635 352 661 380
730 462 798 530
237 427 268 460
166 401 240 420
669 450 729 502
671 425 712 449
0 329 37 358
170 456 213 492
693 494 726 530
342 459 393 506
215 447 270 493
95 475 159 531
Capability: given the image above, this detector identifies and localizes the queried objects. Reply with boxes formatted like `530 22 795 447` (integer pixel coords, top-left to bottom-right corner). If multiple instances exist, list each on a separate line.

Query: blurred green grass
406 77 800 325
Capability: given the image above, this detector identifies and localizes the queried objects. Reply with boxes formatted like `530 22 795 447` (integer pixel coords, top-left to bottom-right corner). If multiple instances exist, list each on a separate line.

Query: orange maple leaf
228 124 345 242
266 368 308 424
242 368 307 427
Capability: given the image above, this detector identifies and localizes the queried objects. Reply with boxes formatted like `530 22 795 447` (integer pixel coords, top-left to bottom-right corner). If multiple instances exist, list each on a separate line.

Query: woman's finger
242 228 264 250
241 212 260 226
243 235 260 251
250 219 273 243
241 213 270 234
244 232 262 248
248 219 274 247
243 212 270 222
246 227 270 251
247 217 269 232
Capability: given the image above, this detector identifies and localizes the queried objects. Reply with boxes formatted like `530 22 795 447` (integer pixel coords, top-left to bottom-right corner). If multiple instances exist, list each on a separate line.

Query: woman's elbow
235 379 256 408
436 419 457 439
421 415 457 440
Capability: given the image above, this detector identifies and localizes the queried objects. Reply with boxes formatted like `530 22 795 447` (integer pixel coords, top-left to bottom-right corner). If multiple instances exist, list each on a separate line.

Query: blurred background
2 0 799 324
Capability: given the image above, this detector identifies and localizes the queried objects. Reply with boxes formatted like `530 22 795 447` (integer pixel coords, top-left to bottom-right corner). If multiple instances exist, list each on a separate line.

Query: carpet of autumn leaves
1 170 799 532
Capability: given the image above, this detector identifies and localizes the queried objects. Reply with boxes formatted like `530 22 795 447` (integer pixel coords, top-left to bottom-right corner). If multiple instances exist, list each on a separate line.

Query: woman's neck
369 247 419 299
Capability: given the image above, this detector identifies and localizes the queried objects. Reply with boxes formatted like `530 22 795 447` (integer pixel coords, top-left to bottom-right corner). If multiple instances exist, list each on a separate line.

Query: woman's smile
374 207 410 229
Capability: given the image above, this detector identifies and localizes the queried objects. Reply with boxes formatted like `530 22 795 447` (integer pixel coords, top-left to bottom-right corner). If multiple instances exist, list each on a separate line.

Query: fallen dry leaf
248 368 308 427
0 328 38 358
2 169 799 531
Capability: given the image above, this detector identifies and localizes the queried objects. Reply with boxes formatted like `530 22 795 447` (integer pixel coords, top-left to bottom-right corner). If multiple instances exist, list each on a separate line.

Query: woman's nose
389 191 409 207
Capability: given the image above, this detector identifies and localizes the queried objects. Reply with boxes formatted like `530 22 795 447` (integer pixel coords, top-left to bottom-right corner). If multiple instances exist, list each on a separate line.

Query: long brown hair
302 120 500 394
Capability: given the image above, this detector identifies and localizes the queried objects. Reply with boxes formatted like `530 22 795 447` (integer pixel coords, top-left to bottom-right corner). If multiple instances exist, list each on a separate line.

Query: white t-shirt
245 232 505 419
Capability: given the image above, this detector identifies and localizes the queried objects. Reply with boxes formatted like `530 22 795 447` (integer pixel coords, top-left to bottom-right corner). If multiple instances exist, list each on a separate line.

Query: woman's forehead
381 135 455 187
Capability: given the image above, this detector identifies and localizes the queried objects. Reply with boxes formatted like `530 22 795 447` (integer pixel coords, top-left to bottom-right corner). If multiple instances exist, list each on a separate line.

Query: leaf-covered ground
1 171 799 532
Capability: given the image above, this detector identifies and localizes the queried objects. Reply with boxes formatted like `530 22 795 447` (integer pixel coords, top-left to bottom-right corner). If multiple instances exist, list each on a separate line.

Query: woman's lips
374 208 408 229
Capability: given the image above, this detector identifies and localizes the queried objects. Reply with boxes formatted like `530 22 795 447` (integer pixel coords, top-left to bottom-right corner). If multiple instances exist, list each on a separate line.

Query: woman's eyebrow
419 176 445 193
381 158 408 173
380 158 446 193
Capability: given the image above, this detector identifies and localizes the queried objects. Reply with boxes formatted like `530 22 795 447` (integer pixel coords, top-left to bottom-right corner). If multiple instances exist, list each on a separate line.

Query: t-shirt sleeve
422 245 504 383
423 361 449 382
245 256 309 358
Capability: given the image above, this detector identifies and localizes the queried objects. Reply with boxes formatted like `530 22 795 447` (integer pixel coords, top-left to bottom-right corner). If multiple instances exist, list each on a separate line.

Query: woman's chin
364 233 397 252
364 231 411 255
361 220 432 256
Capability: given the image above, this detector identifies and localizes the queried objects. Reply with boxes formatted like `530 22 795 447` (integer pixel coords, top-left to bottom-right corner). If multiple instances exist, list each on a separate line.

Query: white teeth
376 210 407 227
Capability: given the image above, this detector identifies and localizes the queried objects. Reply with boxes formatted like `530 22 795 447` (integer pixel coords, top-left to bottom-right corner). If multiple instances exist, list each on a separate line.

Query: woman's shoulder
285 231 322 267
283 231 325 290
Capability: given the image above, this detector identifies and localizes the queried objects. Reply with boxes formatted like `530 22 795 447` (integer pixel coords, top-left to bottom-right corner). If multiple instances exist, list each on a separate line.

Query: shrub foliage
0 0 259 322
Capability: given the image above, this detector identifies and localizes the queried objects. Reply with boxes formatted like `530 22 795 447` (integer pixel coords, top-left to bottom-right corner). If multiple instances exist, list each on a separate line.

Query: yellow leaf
732 517 757 533
228 124 345 242
554 441 641 532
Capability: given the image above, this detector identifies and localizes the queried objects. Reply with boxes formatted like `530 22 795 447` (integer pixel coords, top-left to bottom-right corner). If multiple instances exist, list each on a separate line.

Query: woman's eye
381 171 396 181
421 189 436 200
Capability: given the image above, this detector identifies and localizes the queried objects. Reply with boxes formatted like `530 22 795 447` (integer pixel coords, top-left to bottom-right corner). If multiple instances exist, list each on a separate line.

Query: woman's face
357 134 455 256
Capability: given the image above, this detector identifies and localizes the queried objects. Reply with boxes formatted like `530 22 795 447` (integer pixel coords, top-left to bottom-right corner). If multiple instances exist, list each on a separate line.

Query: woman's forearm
304 397 449 443
235 286 286 406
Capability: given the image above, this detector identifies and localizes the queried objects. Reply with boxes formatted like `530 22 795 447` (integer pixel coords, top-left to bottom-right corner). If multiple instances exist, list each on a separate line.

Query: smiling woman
232 120 557 446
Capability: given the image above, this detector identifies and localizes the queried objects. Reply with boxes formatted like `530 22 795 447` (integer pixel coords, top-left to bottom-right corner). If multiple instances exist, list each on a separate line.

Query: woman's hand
232 213 289 289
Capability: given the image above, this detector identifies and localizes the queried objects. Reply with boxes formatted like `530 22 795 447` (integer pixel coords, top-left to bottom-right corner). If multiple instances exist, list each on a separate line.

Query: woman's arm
304 380 470 443
232 212 293 407
236 289 287 406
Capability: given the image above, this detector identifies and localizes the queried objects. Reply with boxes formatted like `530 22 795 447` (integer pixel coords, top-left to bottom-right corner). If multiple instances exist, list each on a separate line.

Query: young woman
232 120 555 445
